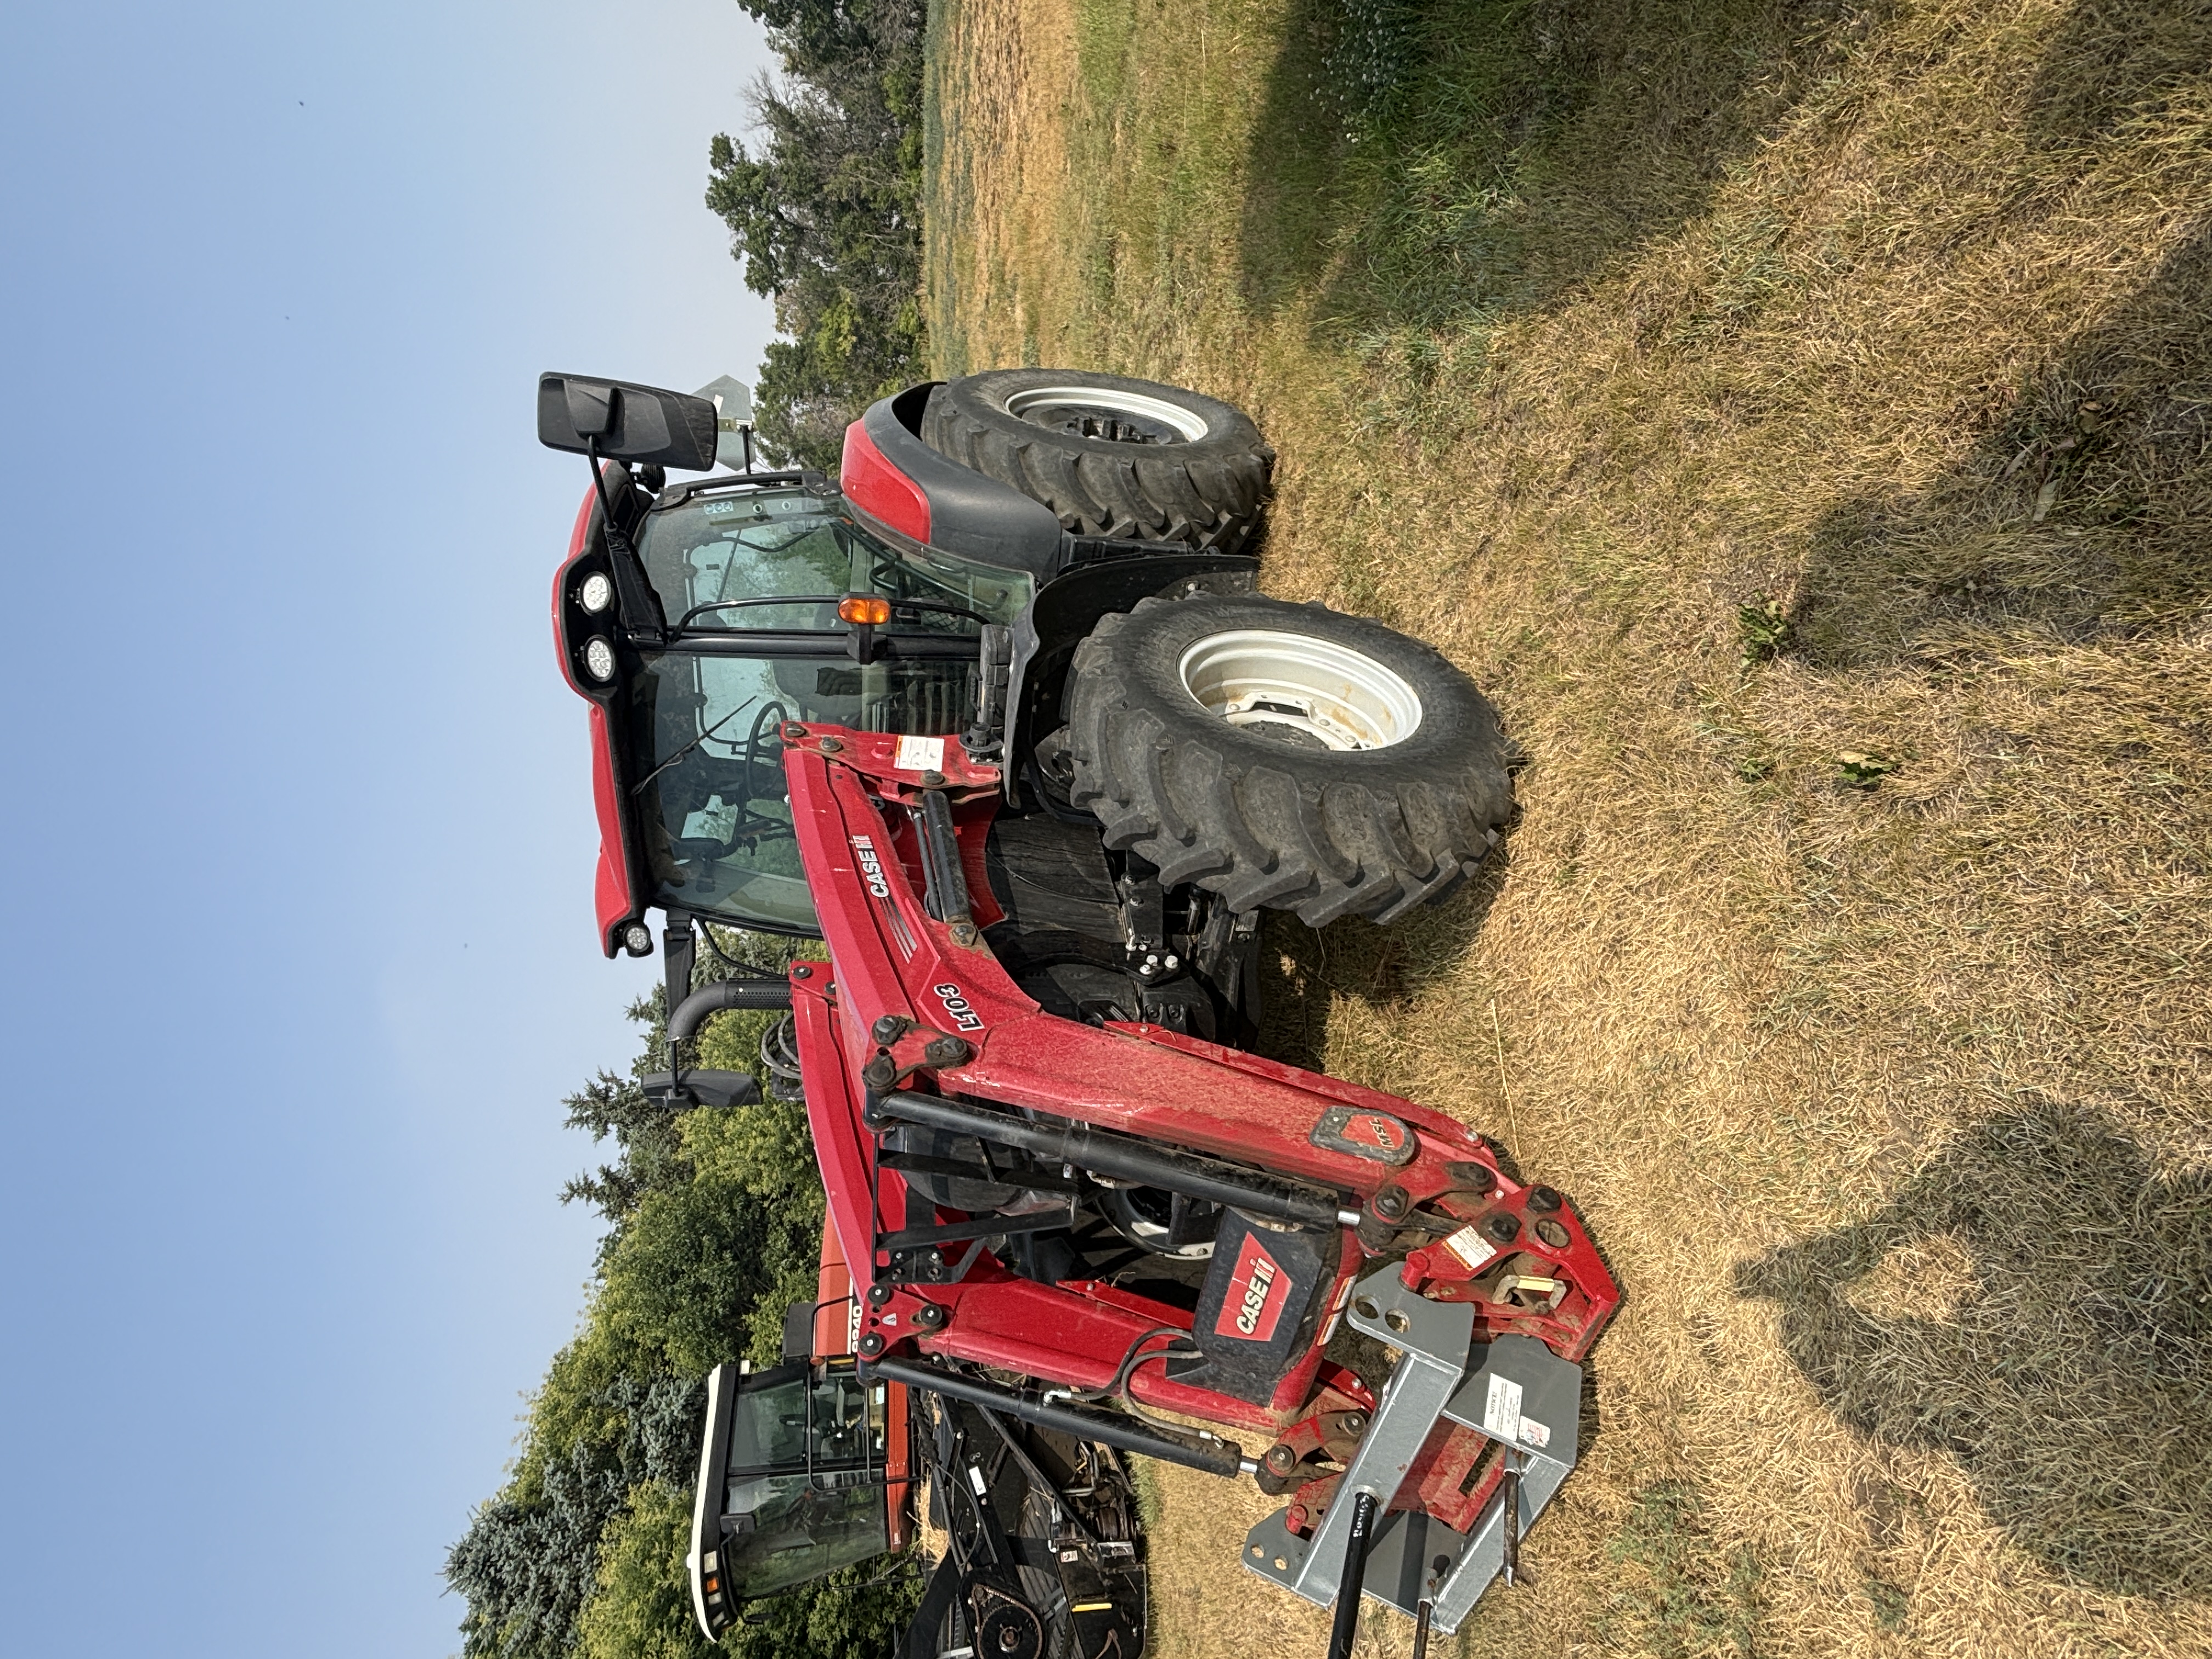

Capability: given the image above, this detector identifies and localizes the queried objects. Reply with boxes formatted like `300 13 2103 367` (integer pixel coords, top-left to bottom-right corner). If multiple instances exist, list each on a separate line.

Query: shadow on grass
1257 844 1512 1075
2023 0 2212 151
1788 216 2212 667
1735 1103 2212 1599
1235 0 1881 332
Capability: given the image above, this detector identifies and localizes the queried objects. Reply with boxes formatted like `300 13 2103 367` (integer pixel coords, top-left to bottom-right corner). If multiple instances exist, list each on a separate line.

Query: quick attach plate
1238 1268 1471 1613
1239 1271 1582 1637
1357 1336 1582 1633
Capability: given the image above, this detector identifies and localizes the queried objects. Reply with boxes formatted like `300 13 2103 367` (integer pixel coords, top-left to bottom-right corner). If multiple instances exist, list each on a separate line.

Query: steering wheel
724 700 792 845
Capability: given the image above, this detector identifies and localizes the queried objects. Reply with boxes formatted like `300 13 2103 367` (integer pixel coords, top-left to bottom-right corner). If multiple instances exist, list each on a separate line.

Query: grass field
922 1 2212 1655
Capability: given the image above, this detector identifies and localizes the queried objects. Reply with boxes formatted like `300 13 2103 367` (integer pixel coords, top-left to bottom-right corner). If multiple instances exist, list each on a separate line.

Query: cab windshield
717 1475 886 1597
627 485 1030 935
639 487 1030 632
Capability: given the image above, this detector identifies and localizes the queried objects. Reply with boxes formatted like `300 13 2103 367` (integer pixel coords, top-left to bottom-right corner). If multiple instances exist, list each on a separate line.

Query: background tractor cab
689 1356 894 1626
690 1222 913 1638
689 1214 1150 1657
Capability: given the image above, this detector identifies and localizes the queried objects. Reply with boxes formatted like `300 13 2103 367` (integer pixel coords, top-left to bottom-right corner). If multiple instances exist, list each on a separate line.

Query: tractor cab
611 473 1030 938
687 1355 906 1637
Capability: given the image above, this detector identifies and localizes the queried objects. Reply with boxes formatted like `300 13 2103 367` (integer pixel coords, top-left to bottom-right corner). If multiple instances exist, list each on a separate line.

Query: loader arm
768 720 1621 1637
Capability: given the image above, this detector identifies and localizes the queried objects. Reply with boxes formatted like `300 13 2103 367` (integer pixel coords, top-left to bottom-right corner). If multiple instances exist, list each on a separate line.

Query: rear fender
841 390 1064 579
841 385 1262 793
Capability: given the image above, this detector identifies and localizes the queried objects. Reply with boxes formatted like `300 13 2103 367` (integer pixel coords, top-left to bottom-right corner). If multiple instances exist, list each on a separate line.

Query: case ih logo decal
851 836 890 899
1308 1105 1418 1167
1214 1232 1293 1343
933 983 983 1032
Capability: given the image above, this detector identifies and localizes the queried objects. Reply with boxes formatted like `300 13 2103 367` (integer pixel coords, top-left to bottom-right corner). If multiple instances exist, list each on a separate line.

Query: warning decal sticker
894 734 946 772
1482 1372 1524 1443
1441 1224 1499 1273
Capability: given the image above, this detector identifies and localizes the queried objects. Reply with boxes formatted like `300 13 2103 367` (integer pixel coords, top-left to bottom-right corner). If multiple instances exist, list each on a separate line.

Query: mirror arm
663 913 697 1083
584 437 667 646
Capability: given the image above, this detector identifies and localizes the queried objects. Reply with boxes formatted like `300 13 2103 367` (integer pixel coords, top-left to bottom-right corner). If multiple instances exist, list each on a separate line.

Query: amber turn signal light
838 595 891 625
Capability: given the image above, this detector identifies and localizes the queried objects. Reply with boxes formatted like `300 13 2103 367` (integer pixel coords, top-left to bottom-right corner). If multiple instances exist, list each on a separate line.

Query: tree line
708 0 929 471
444 935 919 1658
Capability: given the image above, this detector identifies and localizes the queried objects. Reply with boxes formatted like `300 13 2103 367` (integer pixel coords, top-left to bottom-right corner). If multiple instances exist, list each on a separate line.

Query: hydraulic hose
869 1088 1350 1229
861 1353 1250 1480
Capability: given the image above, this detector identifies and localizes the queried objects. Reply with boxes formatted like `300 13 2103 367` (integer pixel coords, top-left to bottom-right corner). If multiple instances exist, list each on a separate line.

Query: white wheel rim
1003 385 1210 441
1177 629 1423 751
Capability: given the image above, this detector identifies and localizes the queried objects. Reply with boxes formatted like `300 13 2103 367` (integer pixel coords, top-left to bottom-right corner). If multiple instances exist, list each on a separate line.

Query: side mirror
538 372 719 471
780 1300 816 1362
641 1069 762 1111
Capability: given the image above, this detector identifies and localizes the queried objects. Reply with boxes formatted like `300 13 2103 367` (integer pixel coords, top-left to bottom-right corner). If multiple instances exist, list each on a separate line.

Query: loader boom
743 720 1620 1632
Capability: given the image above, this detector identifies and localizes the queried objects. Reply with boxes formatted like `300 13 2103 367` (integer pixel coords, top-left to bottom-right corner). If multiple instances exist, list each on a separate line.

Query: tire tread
922 369 1273 554
1066 595 1513 927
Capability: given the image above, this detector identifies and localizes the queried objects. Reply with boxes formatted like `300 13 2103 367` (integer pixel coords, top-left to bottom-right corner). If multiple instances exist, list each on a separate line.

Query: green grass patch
1599 1482 1764 1658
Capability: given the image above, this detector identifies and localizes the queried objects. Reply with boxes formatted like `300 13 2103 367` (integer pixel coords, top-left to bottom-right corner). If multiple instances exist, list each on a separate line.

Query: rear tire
922 368 1274 555
1065 595 1513 928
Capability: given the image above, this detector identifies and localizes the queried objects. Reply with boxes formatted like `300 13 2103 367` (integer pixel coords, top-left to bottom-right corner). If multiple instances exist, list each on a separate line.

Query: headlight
578 571 614 614
583 636 617 682
621 922 654 957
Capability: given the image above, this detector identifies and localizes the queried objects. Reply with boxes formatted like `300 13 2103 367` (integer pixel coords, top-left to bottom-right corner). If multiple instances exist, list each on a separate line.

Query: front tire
1065 595 1513 928
922 368 1274 555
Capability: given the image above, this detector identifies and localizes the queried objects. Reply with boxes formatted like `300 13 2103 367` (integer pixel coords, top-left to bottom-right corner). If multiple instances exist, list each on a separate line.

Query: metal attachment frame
1240 1325 1583 1635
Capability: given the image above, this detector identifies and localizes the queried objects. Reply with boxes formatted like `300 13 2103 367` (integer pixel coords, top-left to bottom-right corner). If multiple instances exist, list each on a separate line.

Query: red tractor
539 368 1621 1658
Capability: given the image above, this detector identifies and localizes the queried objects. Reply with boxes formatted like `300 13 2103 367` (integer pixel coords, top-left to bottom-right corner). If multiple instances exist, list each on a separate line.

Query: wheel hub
973 1590 1044 1659
1177 629 1424 751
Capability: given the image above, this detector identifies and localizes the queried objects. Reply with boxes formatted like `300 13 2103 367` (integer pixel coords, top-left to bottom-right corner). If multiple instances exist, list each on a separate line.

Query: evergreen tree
448 930 917 1656
707 0 928 467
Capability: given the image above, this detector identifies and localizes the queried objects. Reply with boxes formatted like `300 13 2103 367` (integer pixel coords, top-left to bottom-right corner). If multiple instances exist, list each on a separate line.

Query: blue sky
0 2 779 1651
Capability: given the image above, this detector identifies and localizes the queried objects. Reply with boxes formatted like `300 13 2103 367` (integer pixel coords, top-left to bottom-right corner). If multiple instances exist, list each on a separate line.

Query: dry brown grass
922 0 1081 375
925 1 2212 1653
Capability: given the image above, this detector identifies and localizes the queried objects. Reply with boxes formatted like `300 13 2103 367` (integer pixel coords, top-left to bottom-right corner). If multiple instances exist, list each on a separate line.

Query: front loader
538 367 1621 1657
